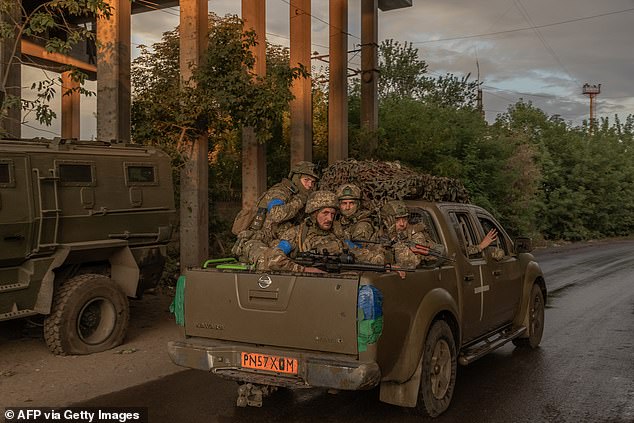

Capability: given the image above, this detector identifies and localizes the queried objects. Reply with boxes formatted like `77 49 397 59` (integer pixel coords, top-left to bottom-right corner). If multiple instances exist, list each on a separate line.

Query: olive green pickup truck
168 201 546 417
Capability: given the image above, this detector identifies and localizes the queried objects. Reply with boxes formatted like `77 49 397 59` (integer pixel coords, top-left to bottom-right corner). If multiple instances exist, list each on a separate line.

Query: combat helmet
288 161 320 180
336 183 362 201
381 200 409 218
305 190 338 214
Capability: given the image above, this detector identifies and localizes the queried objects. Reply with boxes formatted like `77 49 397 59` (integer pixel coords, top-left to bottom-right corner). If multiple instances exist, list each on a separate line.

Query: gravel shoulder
0 291 183 409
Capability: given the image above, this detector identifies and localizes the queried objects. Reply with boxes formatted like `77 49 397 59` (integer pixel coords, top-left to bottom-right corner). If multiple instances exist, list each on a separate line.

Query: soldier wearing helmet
256 190 385 273
379 200 443 268
256 190 342 273
333 183 377 249
231 161 320 262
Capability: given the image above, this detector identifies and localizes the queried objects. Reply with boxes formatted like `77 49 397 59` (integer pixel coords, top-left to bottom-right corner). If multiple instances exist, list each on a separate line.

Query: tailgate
183 269 360 355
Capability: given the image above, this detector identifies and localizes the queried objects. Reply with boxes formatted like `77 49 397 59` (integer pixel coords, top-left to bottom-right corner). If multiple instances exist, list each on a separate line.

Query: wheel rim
430 339 452 399
77 297 117 345
529 291 543 339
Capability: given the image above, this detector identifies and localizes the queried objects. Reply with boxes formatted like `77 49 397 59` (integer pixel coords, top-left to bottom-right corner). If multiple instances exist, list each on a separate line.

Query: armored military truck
168 201 546 417
1 138 176 355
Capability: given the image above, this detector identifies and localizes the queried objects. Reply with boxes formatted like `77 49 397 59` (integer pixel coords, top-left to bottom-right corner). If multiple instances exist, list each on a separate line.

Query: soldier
257 191 384 273
231 161 319 262
467 228 500 257
378 200 443 268
333 183 376 248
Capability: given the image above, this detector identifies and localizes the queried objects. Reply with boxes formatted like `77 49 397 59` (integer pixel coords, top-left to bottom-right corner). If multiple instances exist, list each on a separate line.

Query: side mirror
515 237 533 253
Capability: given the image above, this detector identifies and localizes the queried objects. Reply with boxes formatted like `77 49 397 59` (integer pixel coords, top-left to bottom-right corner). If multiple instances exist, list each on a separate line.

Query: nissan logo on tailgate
258 274 272 289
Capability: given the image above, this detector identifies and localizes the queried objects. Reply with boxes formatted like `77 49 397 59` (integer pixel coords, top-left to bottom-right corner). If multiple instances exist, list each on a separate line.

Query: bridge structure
0 0 411 269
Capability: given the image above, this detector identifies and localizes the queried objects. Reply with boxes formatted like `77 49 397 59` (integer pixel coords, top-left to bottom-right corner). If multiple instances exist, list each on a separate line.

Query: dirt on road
0 291 183 409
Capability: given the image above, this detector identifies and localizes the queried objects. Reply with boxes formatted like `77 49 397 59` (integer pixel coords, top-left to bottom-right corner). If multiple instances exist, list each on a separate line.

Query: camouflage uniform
231 162 319 262
257 191 383 272
332 183 377 247
378 200 444 268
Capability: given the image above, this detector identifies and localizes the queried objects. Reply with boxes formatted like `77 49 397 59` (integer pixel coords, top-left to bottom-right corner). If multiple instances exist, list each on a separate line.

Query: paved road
77 241 634 423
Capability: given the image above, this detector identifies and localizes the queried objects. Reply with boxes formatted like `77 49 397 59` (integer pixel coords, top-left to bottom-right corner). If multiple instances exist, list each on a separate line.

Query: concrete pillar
361 0 379 151
328 0 348 164
241 0 267 210
179 0 209 270
61 72 80 139
96 0 131 143
0 3 21 138
289 0 312 164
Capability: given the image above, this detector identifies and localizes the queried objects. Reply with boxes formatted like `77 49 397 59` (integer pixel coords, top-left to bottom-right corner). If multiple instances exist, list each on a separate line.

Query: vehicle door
447 210 494 341
475 213 522 327
0 156 35 266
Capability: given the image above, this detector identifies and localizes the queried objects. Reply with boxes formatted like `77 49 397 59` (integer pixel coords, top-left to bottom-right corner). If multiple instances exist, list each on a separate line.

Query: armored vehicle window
125 163 158 186
58 163 94 185
0 163 10 184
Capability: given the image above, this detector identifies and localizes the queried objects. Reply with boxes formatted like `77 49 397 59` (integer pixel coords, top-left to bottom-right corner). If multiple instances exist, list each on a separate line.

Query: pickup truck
167 201 546 417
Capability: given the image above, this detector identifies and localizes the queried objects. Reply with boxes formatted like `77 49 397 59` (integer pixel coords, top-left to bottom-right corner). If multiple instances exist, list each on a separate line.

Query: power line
277 0 361 41
412 7 634 45
135 0 180 17
513 0 577 84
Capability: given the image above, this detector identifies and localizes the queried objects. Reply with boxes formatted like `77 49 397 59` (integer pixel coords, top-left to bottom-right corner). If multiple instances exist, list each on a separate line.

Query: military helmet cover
382 200 409 218
289 161 320 180
305 190 339 214
336 183 362 201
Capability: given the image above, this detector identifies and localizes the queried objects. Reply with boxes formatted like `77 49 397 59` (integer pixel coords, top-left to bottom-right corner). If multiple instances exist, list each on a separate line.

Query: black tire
44 274 129 355
416 320 457 417
512 283 545 349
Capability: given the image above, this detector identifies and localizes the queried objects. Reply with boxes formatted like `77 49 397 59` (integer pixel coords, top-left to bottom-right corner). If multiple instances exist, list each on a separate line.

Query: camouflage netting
320 159 470 211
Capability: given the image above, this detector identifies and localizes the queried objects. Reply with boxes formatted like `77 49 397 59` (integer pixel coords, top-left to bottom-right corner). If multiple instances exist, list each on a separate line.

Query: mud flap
379 353 424 407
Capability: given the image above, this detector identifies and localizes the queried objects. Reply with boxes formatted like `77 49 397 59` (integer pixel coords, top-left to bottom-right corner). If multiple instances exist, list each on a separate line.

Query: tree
132 14 302 150
0 1 111 128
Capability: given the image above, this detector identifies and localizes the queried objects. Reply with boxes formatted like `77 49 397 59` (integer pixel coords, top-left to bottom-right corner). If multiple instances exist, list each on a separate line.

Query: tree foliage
132 14 303 152
346 39 634 241
0 0 109 128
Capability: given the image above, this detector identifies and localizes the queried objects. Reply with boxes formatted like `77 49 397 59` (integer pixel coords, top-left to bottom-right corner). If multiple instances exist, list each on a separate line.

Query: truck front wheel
416 320 457 417
44 274 130 355
512 283 544 348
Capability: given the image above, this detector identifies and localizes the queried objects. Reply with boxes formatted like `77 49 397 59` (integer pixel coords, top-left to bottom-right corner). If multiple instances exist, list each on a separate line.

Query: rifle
294 250 414 274
351 237 455 263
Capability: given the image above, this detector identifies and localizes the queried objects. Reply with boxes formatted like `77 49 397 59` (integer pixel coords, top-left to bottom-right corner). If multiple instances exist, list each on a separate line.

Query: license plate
240 352 298 375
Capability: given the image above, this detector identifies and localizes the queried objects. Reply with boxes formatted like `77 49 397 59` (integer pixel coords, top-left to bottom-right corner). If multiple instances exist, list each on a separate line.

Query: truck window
58 162 94 185
125 163 158 186
450 212 481 259
409 208 441 244
478 216 509 256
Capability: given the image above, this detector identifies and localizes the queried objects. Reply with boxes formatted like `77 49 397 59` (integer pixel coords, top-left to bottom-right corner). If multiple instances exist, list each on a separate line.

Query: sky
22 0 634 139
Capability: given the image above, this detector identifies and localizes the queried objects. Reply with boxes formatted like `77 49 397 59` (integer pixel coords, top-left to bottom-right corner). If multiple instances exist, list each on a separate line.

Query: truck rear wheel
416 320 457 417
512 283 544 348
44 274 129 355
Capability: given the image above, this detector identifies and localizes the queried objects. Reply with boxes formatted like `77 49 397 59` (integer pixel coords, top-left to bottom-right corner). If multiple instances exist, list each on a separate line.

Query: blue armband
267 198 285 212
345 239 362 249
277 240 292 255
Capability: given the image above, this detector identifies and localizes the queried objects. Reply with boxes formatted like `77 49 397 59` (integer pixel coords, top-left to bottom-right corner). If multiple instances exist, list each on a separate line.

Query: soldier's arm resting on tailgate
265 230 324 274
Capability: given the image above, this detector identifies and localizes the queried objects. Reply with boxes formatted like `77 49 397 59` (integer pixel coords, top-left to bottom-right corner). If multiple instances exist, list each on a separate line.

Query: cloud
22 0 634 138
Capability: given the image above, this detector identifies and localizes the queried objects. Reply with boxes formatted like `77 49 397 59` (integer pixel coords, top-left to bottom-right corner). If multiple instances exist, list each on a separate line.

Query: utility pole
582 83 601 132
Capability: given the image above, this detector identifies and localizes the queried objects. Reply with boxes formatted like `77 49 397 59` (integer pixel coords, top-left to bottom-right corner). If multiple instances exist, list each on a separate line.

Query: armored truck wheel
44 274 129 355
512 283 545 348
416 320 457 418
